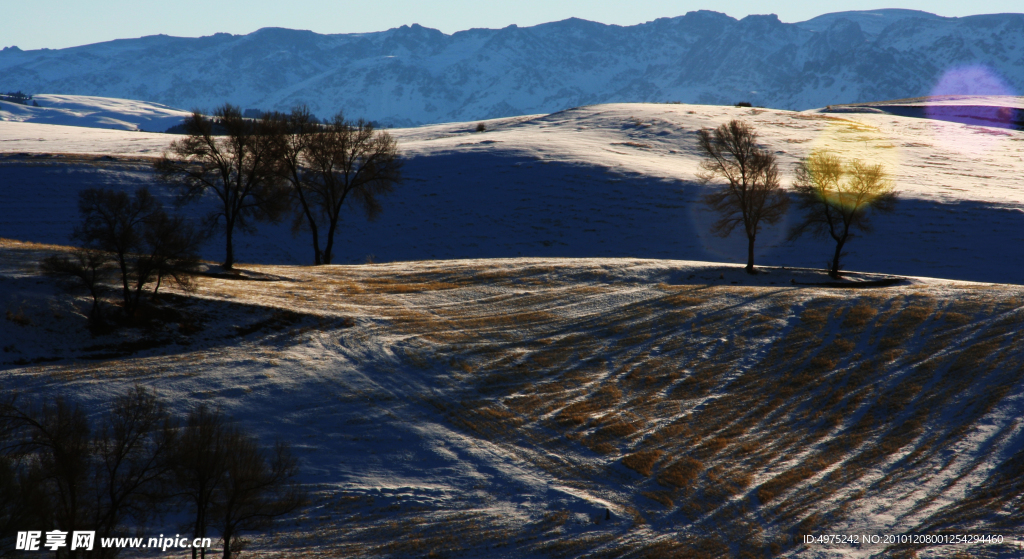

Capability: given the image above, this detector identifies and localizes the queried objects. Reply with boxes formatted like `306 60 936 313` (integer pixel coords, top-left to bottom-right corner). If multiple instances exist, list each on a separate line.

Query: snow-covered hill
0 94 191 131
0 9 1022 126
2 100 1023 284
2 241 1023 558
819 95 1024 129
3 98 1024 557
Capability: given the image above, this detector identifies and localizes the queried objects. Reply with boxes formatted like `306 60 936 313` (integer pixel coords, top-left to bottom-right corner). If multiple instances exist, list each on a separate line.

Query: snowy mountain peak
795 8 944 35
1 10 1021 126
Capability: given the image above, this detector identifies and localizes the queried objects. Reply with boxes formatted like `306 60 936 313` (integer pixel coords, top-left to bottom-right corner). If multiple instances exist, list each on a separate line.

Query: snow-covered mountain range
1 9 1022 127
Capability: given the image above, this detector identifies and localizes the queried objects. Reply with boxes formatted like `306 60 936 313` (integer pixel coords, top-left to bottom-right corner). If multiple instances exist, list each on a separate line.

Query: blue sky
3 0 1021 51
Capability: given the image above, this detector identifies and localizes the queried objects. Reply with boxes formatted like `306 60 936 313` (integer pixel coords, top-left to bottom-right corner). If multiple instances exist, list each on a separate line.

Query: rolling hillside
2 99 1024 283
2 97 1024 557
0 94 191 131
2 240 1023 558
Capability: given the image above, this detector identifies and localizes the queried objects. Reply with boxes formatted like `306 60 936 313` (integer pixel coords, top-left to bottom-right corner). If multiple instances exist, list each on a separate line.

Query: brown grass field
2 239 1023 558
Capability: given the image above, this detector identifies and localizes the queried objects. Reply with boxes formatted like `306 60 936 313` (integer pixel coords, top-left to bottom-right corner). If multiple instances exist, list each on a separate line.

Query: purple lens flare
927 65 1020 129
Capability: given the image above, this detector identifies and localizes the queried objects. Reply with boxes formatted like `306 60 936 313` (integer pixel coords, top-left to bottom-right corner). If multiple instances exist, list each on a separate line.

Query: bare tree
273 111 401 265
213 436 305 559
73 188 160 315
71 188 201 317
3 390 302 559
174 405 231 559
156 105 290 269
0 441 39 559
266 108 322 264
696 120 788 274
40 249 112 325
789 150 898 278
0 391 50 558
0 387 176 559
91 387 178 552
174 405 306 559
1 396 91 558
145 212 203 296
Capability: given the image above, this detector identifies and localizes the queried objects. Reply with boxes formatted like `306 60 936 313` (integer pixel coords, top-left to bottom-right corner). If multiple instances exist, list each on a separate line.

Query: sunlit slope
2 101 1024 282
0 94 191 131
2 241 1022 558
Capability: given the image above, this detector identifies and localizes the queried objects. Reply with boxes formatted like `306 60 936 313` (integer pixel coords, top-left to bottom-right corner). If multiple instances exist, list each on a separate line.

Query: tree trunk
830 237 846 279
130 273 148 316
118 255 132 312
193 508 205 559
221 527 233 559
310 227 322 266
224 221 235 270
301 201 321 265
323 217 339 265
322 191 352 266
89 290 102 324
745 234 756 274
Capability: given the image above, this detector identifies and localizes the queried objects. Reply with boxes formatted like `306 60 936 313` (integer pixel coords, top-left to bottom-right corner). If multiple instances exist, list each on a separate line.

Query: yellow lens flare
807 117 901 179
796 115 906 206
802 150 894 212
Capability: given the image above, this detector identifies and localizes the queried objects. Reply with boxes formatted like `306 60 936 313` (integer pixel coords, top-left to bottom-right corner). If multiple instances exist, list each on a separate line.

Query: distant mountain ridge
1 9 1022 126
